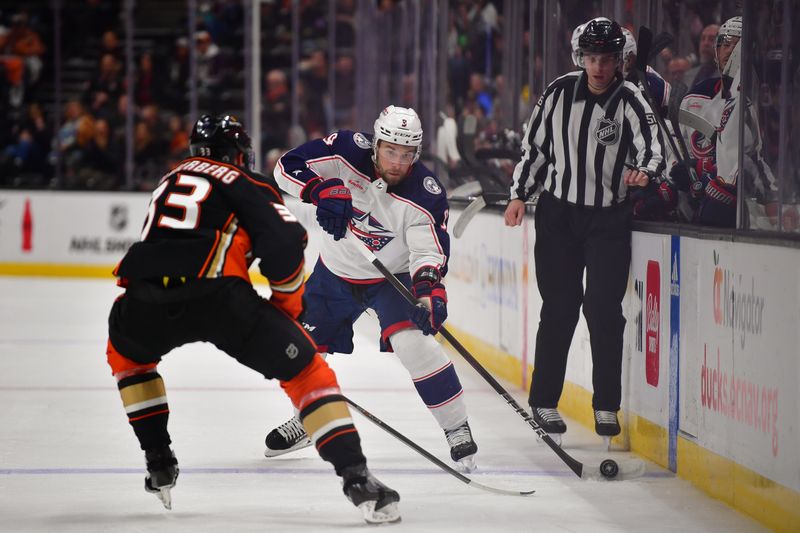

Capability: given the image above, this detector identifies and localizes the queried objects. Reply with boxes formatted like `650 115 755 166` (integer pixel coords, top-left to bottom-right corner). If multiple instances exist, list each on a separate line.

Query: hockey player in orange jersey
105 114 400 524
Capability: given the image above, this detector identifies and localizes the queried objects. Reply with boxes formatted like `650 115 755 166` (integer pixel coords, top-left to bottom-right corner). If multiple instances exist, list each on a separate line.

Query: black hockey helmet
190 114 254 169
578 19 625 55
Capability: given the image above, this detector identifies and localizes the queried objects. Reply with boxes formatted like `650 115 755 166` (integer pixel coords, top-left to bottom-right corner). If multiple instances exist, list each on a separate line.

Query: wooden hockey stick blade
678 108 716 139
453 196 486 238
344 396 535 496
452 192 510 238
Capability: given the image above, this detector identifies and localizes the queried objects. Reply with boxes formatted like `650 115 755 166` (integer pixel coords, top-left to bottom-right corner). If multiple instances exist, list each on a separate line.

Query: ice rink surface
0 277 767 532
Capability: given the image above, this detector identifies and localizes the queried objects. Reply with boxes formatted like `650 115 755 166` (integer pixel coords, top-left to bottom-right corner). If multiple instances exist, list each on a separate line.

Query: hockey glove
309 178 353 240
696 177 736 228
409 267 447 336
668 159 698 192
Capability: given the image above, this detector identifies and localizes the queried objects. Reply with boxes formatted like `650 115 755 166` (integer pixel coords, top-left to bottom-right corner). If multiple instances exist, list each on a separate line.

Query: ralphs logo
594 117 620 146
711 251 765 349
645 260 660 387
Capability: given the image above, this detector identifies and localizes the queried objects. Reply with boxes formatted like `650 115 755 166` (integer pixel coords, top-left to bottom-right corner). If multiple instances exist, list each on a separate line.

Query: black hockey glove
309 178 353 240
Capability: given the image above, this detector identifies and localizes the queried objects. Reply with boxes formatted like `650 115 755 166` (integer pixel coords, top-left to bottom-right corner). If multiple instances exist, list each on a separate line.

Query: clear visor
378 143 416 164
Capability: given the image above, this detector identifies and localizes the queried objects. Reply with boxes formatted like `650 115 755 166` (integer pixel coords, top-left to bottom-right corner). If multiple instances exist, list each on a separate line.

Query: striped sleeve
624 87 666 176
510 84 558 201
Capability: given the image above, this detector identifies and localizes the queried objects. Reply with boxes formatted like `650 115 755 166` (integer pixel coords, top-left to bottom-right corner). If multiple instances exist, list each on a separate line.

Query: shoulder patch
353 132 372 150
423 176 442 195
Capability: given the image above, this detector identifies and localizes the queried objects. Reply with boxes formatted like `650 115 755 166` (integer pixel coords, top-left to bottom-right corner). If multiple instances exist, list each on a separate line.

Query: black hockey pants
528 192 632 412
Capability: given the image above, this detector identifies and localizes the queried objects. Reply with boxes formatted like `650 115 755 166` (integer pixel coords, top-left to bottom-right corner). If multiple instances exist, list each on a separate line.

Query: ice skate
531 407 567 446
594 410 621 450
264 415 312 457
144 446 179 510
341 463 401 524
444 420 478 473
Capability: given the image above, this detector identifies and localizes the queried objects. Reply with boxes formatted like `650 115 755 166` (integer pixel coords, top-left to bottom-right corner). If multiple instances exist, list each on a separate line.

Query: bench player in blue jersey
269 105 478 472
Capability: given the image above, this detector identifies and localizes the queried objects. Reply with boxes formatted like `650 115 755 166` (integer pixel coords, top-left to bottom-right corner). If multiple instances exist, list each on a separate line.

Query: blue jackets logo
351 208 394 250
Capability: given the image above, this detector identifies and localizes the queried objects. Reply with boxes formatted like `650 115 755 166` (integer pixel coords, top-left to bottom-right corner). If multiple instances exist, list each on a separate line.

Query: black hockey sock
117 372 171 450
299 394 365 475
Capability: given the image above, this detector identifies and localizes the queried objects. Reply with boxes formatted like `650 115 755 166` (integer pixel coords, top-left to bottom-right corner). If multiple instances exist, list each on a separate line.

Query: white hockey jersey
274 130 450 281
679 70 776 194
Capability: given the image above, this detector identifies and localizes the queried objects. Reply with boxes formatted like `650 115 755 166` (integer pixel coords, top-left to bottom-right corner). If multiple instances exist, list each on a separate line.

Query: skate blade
156 487 172 510
358 500 401 524
263 438 312 458
582 457 646 481
452 454 477 473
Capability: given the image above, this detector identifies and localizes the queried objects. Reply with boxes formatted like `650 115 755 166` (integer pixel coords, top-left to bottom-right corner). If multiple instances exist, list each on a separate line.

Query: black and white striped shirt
511 71 666 207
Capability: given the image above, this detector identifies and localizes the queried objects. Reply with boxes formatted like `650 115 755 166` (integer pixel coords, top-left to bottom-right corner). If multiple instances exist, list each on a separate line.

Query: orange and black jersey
115 157 307 315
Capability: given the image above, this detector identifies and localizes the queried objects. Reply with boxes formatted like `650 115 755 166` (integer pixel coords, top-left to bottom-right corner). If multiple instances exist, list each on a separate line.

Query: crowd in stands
0 1 794 231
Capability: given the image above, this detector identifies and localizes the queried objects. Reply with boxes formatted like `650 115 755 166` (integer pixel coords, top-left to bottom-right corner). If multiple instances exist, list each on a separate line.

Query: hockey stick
668 80 694 162
452 191 511 238
635 26 700 192
648 31 674 62
678 108 716 140
345 232 643 481
343 396 535 497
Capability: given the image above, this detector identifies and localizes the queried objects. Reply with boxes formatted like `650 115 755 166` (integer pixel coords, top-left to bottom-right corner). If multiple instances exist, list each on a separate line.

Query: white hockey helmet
715 16 742 78
570 23 586 67
373 105 423 163
716 16 742 47
621 27 637 62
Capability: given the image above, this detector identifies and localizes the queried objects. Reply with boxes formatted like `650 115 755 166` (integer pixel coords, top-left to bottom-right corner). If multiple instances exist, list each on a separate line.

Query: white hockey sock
389 329 468 431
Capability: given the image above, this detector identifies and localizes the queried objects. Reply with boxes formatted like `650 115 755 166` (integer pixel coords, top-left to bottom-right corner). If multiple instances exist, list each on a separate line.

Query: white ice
0 277 767 532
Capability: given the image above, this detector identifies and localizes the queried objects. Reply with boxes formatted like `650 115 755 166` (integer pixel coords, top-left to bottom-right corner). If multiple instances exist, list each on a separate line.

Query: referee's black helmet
190 114 254 169
578 19 625 55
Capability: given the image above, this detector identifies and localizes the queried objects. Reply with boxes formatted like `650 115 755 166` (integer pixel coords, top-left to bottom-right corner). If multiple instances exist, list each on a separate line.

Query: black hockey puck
600 459 619 479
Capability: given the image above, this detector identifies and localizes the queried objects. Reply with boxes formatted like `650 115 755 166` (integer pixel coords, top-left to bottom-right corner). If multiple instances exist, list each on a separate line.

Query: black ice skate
264 415 312 457
531 407 567 446
144 446 179 510
444 420 478 473
594 410 621 449
341 463 401 524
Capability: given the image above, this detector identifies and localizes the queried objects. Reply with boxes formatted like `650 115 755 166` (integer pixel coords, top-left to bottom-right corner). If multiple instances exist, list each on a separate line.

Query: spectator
6 12 45 86
1 128 46 184
86 54 123 119
100 30 121 61
262 68 291 152
0 25 26 108
78 118 120 190
333 55 355 128
299 49 329 134
164 37 190 114
436 103 461 169
195 30 224 112
666 57 691 85
63 114 96 188
134 52 159 106
684 24 719 88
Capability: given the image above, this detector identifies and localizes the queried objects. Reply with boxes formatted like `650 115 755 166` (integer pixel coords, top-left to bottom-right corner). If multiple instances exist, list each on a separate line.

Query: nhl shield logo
594 117 620 146
109 204 128 232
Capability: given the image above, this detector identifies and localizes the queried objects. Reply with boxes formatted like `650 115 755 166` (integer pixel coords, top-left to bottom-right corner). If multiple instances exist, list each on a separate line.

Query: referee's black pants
529 192 632 412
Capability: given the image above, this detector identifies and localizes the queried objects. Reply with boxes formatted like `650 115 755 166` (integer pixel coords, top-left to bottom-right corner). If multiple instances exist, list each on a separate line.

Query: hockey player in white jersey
670 16 777 227
269 105 478 472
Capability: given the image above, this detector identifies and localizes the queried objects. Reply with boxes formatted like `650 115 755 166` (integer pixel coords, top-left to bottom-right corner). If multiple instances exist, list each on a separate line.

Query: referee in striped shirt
504 19 665 441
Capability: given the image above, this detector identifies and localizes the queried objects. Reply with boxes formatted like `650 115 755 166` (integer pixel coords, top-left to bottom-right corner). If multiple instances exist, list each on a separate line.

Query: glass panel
741 0 799 233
